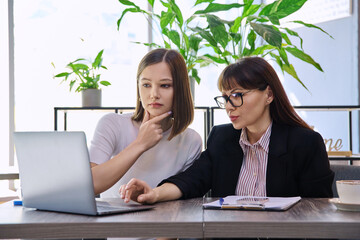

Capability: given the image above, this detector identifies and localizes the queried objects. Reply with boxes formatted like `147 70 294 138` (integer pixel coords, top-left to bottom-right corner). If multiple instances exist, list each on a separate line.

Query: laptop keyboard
96 201 129 211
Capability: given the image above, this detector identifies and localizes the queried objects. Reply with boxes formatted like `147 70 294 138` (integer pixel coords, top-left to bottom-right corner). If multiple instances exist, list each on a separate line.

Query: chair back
330 164 360 197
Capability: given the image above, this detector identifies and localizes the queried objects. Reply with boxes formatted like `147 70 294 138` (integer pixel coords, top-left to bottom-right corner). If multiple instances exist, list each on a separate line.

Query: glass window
13 0 149 134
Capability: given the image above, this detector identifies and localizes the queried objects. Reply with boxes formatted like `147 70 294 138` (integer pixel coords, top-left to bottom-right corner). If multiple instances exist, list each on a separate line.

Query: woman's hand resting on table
119 178 157 204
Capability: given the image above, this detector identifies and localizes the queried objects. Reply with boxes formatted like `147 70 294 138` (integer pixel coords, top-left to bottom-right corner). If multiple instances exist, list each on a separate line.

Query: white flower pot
82 89 102 107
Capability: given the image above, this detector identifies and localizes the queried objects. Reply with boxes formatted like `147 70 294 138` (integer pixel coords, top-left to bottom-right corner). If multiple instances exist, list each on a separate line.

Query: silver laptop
13 131 154 215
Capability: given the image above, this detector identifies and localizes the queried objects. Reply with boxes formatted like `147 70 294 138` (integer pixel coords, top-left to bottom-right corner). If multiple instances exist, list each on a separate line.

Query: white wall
282 1 358 153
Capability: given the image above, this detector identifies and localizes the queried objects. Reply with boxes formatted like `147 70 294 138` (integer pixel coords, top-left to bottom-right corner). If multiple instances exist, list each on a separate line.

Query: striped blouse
236 122 272 196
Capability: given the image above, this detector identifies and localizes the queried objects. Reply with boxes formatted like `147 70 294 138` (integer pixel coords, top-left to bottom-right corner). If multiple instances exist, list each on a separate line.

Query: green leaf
190 27 218 49
252 44 275 55
68 63 89 71
247 30 256 50
54 72 70 78
282 63 308 91
191 68 201 84
100 81 111 86
84 76 94 82
183 33 190 53
230 33 241 44
167 30 181 48
164 40 171 49
230 16 242 33
132 41 162 49
279 48 289 65
281 32 292 45
242 47 252 57
260 0 307 19
169 0 183 28
204 53 227 64
285 46 323 71
284 27 303 48
93 49 104 69
242 3 261 18
195 3 244 14
268 15 280 25
117 8 141 30
195 0 214 6
270 52 284 72
292 20 334 39
159 0 170 8
94 74 100 83
160 11 175 29
70 80 76 91
189 35 202 52
147 0 154 8
206 15 229 49
118 0 138 7
75 86 82 92
250 22 282 49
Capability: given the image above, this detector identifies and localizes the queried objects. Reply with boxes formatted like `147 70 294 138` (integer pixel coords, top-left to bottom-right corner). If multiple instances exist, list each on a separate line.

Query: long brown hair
132 48 194 140
218 56 312 130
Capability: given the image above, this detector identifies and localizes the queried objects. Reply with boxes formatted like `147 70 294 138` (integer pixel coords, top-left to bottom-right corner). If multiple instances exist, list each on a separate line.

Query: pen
13 200 22 206
221 204 265 210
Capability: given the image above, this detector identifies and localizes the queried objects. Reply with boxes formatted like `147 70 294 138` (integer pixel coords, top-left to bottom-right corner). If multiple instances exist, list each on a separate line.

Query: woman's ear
266 86 274 104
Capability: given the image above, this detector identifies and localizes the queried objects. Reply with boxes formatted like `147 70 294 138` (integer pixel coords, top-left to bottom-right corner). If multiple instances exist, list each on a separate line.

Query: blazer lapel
223 127 243 195
266 122 289 196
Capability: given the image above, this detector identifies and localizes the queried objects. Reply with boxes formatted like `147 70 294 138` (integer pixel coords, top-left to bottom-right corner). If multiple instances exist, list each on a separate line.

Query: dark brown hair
218 56 312 130
132 48 194 140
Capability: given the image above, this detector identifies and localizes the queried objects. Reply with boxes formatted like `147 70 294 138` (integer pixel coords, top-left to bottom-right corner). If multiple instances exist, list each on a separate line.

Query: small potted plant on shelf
53 49 111 107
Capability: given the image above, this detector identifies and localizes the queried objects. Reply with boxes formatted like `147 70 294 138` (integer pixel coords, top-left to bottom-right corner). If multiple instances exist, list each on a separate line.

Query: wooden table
1 198 360 239
203 198 360 239
0 198 204 239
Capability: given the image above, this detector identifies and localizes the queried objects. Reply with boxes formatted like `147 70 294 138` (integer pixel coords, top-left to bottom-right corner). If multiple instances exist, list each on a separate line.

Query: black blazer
160 122 334 198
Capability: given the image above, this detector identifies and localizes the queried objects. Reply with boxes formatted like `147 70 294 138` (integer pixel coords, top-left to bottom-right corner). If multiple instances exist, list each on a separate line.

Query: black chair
330 164 360 197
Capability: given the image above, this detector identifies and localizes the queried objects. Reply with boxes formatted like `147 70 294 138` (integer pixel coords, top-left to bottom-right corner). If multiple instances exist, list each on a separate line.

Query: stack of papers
203 196 301 211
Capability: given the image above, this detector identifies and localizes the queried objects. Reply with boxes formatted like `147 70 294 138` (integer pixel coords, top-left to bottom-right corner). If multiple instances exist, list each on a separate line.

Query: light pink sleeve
89 113 119 165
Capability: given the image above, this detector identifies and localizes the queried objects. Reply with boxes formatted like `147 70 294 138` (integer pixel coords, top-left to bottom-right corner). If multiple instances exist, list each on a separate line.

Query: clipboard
203 196 301 211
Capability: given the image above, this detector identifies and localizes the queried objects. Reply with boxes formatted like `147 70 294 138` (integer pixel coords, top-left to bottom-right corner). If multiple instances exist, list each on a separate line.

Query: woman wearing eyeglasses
119 56 334 204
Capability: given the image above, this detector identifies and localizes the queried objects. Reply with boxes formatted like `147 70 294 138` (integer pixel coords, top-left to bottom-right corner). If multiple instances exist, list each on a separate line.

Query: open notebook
203 196 301 211
14 131 154 215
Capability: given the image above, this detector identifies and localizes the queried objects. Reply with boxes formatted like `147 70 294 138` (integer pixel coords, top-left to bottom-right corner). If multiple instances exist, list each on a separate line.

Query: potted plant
190 0 333 90
118 0 332 91
117 0 212 98
53 49 111 107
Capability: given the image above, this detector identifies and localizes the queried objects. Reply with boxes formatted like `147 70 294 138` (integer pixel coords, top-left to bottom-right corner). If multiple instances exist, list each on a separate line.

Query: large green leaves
191 0 331 89
116 0 331 89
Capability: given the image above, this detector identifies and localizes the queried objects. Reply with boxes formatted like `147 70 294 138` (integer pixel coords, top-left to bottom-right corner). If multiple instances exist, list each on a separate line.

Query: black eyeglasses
214 90 253 109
